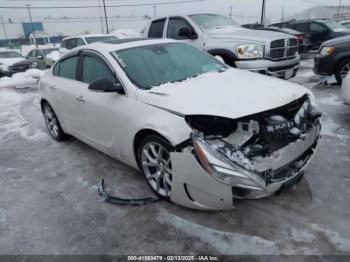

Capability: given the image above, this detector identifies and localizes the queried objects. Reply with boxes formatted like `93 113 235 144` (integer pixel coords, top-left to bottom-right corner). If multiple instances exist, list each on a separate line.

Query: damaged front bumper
169 96 321 210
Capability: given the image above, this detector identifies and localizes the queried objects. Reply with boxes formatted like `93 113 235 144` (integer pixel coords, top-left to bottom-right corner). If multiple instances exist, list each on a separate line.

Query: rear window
148 19 166 38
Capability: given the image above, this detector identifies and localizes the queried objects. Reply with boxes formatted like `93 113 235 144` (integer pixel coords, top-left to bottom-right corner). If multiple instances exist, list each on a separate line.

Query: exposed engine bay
184 95 322 193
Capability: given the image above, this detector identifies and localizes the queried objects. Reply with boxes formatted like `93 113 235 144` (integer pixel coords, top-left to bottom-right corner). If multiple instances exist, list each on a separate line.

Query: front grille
269 38 298 60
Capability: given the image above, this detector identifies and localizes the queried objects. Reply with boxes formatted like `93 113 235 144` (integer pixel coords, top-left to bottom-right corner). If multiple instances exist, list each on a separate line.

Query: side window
292 23 309 32
66 39 78 50
76 38 85 47
82 55 115 84
61 40 67 48
167 18 194 39
310 23 328 34
28 50 36 57
53 63 60 76
59 56 78 80
148 19 166 38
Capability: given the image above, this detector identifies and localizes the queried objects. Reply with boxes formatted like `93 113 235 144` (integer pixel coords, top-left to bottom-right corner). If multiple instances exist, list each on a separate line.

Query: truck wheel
335 58 350 85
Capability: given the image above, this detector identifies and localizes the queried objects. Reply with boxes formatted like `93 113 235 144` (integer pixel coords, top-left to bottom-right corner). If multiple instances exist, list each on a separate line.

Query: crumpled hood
136 69 309 120
207 26 292 42
0 57 26 66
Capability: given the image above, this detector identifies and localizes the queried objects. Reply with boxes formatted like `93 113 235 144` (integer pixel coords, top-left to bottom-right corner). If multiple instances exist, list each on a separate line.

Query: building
285 5 350 21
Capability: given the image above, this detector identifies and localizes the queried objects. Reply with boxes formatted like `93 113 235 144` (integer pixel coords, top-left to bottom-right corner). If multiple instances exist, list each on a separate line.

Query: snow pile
109 29 142 39
46 51 60 61
0 69 46 89
0 88 47 142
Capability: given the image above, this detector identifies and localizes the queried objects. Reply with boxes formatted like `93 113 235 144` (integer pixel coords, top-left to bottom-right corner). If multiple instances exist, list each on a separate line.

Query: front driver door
72 51 130 158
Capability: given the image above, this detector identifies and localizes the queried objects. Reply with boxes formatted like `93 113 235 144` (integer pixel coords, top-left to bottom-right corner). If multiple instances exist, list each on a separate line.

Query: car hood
136 69 309 119
321 35 350 47
206 26 293 42
0 57 26 66
11 57 38 66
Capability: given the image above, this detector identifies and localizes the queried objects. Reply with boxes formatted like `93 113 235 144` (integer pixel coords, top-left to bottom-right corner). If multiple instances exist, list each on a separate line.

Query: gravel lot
0 58 350 256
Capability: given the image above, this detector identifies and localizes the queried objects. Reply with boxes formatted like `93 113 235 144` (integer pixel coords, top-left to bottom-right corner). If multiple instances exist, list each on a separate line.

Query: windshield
41 48 59 56
323 20 347 31
85 36 118 44
112 43 227 89
190 14 240 31
0 51 24 58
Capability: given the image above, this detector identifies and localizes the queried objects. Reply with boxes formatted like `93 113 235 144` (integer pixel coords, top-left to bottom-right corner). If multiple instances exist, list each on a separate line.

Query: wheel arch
133 129 173 167
207 48 238 67
333 55 350 74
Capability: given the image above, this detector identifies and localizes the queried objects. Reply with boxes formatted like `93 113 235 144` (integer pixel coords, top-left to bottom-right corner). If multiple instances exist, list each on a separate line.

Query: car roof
62 34 110 41
82 38 178 53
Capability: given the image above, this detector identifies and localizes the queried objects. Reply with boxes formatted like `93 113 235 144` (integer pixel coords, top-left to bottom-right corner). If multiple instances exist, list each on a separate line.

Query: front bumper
313 55 334 76
235 55 300 79
169 123 321 210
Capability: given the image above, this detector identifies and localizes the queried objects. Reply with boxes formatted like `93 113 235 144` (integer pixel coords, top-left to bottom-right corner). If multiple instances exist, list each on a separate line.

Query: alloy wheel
140 142 172 197
43 105 59 138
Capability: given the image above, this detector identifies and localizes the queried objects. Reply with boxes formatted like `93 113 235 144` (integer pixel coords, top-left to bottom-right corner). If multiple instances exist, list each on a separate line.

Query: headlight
192 134 264 188
319 47 334 56
236 43 264 59
31 62 38 68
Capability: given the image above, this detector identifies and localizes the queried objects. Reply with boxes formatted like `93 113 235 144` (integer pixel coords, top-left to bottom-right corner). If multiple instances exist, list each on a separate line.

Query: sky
0 0 350 39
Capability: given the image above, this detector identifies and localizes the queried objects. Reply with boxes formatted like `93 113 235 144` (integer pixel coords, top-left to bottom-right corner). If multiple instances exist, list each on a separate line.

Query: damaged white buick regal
39 38 321 210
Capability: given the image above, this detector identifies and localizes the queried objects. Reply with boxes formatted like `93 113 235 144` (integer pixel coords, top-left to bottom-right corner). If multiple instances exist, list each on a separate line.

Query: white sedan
39 39 321 210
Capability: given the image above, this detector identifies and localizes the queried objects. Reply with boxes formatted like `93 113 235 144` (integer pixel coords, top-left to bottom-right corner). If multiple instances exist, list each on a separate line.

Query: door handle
75 95 85 102
49 84 56 89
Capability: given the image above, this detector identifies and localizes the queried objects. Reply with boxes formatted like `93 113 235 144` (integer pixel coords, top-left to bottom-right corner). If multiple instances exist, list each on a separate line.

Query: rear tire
335 58 350 85
137 135 174 200
42 103 68 141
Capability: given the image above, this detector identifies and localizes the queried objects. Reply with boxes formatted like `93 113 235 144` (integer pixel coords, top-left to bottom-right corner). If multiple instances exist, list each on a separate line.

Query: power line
0 0 204 9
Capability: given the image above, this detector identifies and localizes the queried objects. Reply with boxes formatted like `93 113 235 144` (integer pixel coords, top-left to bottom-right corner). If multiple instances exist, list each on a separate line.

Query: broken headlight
192 133 264 188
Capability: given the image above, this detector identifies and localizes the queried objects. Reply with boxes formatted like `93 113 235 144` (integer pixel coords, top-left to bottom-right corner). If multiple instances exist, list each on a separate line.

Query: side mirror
88 78 124 94
178 27 198 39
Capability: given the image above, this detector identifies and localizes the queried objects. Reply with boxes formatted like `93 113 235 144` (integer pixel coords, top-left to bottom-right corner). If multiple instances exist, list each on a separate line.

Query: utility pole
281 6 285 21
337 0 342 21
229 6 233 18
26 4 37 46
0 17 8 42
97 0 105 33
102 0 109 33
153 5 157 18
261 0 266 25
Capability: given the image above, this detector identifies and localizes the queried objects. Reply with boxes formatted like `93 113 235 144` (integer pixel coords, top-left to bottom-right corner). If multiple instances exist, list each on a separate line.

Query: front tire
42 103 68 141
137 135 174 200
335 58 350 85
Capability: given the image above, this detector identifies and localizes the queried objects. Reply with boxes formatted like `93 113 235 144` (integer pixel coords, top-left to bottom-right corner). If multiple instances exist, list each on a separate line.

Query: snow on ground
109 29 142 39
0 88 47 142
0 69 46 89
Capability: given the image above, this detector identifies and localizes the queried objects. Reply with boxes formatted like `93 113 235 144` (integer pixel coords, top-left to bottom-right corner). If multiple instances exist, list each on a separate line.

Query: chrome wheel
43 105 59 138
340 63 350 79
141 142 172 197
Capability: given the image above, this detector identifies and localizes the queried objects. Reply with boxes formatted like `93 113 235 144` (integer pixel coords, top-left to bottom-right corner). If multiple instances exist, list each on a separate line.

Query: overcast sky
1 0 350 39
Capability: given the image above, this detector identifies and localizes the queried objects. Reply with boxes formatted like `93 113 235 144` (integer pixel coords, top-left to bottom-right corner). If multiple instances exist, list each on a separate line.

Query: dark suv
269 19 350 50
314 35 350 84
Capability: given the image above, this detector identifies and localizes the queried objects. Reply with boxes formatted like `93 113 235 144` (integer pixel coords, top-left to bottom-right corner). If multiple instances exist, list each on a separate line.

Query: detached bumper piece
170 95 321 210
98 179 160 206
